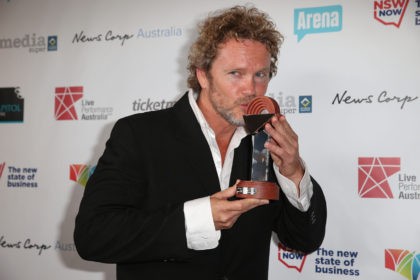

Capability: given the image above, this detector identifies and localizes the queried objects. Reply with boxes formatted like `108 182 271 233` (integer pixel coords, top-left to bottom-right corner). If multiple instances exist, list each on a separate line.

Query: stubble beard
209 93 255 127
206 75 255 127
216 106 244 126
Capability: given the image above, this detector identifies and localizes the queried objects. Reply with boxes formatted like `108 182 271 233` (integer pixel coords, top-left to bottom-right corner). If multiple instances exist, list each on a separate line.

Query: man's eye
256 72 267 78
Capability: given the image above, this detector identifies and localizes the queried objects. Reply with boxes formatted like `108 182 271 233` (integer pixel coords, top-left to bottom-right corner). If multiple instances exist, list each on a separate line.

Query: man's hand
210 182 269 230
263 115 304 190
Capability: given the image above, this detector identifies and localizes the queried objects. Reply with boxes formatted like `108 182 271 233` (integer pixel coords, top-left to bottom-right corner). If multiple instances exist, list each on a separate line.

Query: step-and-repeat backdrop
1 0 419 279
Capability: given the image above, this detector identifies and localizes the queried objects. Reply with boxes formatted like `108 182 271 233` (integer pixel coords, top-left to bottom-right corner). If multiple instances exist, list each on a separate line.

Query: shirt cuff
273 159 313 212
183 196 221 250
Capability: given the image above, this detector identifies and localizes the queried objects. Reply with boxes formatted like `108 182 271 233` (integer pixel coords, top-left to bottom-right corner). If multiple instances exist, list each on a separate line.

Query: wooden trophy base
235 180 279 200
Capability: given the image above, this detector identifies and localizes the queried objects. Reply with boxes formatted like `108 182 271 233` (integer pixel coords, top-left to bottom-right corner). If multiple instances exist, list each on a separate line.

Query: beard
209 93 255 127
205 73 256 126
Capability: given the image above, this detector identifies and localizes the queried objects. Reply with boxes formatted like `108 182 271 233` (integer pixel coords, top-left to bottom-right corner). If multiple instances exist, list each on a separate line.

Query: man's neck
196 94 236 137
196 95 237 164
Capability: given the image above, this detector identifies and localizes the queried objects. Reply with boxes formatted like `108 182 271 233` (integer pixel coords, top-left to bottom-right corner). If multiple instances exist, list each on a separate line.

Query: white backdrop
1 0 419 279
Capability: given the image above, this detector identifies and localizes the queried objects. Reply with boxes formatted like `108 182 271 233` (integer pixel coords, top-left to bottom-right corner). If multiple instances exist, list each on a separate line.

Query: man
74 5 327 280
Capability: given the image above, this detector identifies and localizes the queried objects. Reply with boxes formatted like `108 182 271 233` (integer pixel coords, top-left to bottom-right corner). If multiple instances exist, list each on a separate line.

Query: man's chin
218 110 245 127
227 117 245 127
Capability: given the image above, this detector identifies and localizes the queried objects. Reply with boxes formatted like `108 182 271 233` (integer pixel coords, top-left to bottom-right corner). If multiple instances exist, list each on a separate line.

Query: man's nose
242 75 256 96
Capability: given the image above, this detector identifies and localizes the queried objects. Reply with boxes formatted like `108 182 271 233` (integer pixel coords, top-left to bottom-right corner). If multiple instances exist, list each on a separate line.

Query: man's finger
211 184 238 199
227 197 269 212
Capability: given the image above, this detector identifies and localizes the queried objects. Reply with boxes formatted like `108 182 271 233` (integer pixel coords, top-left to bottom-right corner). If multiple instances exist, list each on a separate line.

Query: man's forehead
214 39 271 66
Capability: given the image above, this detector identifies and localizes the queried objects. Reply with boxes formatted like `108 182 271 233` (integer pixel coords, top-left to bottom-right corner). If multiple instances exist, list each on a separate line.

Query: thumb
211 181 239 199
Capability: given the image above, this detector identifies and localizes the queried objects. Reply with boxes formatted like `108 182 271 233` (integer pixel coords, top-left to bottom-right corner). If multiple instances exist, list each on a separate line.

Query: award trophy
235 96 280 200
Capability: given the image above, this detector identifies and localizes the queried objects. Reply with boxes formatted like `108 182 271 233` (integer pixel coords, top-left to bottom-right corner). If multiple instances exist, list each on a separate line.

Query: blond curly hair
187 5 284 93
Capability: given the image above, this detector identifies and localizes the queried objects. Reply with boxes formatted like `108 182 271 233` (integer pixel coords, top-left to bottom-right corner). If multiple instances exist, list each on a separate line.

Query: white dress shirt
183 90 313 250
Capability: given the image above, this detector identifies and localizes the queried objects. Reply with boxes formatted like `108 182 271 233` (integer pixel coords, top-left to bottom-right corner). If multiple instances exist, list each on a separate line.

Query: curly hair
187 5 284 93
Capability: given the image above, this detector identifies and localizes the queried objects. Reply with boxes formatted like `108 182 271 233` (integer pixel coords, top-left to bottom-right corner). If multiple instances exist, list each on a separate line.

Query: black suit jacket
74 93 327 280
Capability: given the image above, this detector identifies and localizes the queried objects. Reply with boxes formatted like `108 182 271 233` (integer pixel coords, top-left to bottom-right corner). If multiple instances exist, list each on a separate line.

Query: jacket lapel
229 135 252 186
170 93 221 195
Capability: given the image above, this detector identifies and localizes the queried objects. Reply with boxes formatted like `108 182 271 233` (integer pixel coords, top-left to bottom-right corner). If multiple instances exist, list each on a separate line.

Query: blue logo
299 96 312 113
294 5 342 42
48 36 57 51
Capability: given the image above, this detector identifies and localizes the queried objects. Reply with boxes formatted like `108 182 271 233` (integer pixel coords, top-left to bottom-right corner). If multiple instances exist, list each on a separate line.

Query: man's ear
196 68 209 89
